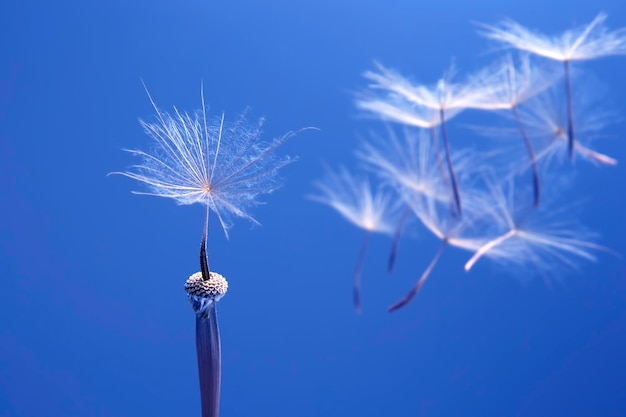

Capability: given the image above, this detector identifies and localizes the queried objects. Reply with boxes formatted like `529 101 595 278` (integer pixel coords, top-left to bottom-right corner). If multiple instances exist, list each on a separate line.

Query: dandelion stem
439 109 462 216
387 207 411 274
512 105 540 206
196 304 222 417
196 204 221 415
563 60 575 159
353 231 371 313
388 239 448 312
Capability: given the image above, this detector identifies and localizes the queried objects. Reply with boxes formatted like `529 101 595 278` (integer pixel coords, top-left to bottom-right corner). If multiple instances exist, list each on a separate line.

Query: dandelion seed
469 54 562 206
517 84 617 167
357 62 491 216
480 13 626 158
388 165 493 311
463 177 606 277
357 127 477 271
310 166 398 312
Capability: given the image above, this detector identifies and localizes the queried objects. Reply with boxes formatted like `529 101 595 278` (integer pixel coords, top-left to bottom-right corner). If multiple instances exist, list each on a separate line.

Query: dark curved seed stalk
353 231 371 313
512 105 541 207
200 205 211 280
439 109 462 216
387 208 411 274
563 60 575 159
388 240 448 312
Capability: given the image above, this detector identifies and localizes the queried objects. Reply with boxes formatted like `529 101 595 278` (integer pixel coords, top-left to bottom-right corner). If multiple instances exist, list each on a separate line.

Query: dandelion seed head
112 89 301 236
185 271 228 318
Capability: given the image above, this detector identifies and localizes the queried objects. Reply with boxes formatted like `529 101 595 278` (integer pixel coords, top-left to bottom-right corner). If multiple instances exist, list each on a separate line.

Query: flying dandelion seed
517 83 618 168
389 171 609 312
112 84 312 417
310 166 398 312
358 62 492 216
387 162 493 312
357 127 478 272
479 13 626 158
469 54 562 206
462 176 607 279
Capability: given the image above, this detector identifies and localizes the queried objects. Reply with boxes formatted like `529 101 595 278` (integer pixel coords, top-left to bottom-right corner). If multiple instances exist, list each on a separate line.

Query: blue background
1 1 626 416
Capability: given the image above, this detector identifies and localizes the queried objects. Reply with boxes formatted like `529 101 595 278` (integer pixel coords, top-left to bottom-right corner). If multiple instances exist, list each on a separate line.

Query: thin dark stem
200 205 210 281
353 231 371 313
429 126 449 188
563 60 575 159
512 105 540 207
388 239 448 312
429 125 456 210
387 208 411 274
196 304 221 417
439 109 462 216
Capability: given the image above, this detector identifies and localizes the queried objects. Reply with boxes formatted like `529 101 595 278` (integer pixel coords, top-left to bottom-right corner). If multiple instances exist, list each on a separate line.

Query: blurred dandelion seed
358 62 492 216
357 127 476 272
480 13 626 158
310 166 398 312
388 172 493 312
517 83 618 168
469 54 562 206
463 177 607 276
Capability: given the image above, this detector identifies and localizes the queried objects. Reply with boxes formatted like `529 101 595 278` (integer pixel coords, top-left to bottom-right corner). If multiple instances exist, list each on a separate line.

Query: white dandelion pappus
310 166 399 312
517 84 617 167
358 127 483 207
479 13 626 62
360 62 488 118
469 54 560 111
113 87 302 238
463 177 606 278
311 165 397 235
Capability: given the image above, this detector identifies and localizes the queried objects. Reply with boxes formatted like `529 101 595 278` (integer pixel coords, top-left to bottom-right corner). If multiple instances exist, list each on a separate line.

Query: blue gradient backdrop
1 1 625 416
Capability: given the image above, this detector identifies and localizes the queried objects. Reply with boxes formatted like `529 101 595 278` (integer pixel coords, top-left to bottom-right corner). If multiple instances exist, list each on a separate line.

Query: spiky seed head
185 271 228 318
185 271 229 299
